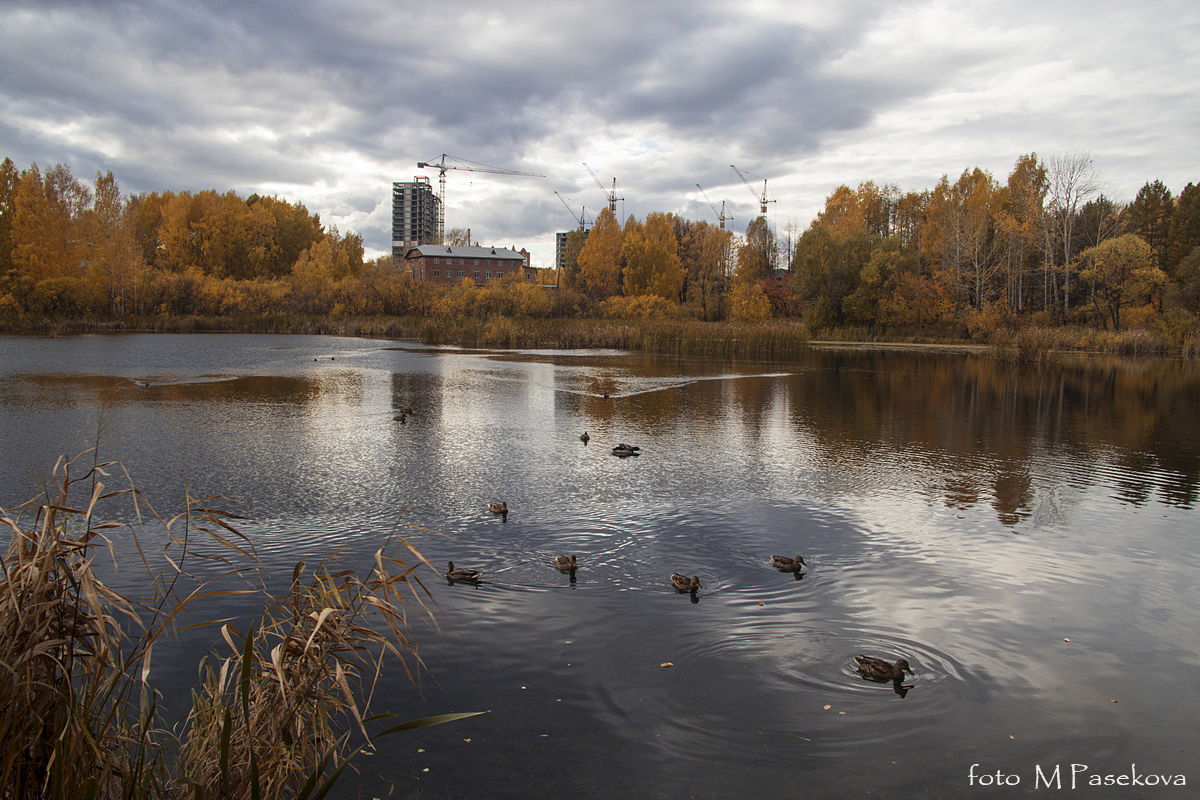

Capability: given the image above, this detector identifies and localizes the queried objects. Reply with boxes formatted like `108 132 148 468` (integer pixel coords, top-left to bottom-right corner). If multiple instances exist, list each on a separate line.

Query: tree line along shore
2 154 1198 359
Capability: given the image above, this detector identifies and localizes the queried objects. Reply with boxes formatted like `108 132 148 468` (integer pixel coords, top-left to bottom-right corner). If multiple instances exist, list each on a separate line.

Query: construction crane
555 191 592 230
417 153 545 243
696 184 732 230
731 165 775 217
583 163 623 213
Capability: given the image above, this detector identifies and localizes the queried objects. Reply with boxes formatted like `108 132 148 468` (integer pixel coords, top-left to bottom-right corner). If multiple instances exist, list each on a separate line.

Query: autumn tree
814 186 865 237
559 228 588 290
734 216 775 284
0 158 18 285
1174 246 1200 311
1044 151 1101 309
844 237 917 326
85 171 140 313
445 227 472 246
893 190 928 250
995 154 1048 312
1167 183 1200 275
923 168 1003 311
8 163 98 313
1123 180 1174 273
1077 195 1124 251
621 211 683 301
793 225 877 327
858 181 901 238
1077 234 1165 331
679 220 732 321
575 207 623 299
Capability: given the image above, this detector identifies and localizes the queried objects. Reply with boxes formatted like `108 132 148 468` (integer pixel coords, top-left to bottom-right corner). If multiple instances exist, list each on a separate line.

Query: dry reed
0 451 473 799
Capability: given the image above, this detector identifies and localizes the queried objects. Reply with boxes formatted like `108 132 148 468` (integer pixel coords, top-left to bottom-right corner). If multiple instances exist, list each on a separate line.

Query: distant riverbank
3 313 1196 361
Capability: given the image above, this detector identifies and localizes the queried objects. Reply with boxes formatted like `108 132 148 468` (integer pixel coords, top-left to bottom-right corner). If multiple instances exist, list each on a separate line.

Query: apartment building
391 177 440 260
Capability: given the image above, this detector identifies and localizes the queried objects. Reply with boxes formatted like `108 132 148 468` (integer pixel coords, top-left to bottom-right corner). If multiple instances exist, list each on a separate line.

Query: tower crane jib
583 163 623 213
555 192 592 230
416 153 545 243
731 164 775 217
696 184 732 231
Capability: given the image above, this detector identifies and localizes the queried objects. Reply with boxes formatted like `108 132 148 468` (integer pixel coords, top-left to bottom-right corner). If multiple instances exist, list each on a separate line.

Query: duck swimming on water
670 573 701 593
446 561 482 583
771 555 807 571
853 656 914 682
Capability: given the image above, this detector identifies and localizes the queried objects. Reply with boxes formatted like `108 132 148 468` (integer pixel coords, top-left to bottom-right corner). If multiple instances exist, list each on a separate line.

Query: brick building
403 244 532 285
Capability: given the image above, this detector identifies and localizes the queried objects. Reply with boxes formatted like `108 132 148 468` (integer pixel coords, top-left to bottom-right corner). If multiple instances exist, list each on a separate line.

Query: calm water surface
2 333 1199 799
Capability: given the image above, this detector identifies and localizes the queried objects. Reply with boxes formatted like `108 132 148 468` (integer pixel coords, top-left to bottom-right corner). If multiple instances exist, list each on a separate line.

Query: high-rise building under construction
392 176 441 260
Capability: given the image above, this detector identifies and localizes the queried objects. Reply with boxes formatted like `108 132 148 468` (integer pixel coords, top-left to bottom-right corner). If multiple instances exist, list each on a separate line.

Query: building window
433 270 440 277
473 271 480 278
485 272 492 279
434 257 440 264
474 259 480 265
458 270 465 278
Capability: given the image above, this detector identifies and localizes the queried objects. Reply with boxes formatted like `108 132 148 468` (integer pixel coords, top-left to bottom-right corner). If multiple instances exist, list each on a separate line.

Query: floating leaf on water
823 705 832 710
838 711 846 715
1111 699 1119 703
463 738 471 743
757 602 765 606
1064 638 1071 642
660 662 674 668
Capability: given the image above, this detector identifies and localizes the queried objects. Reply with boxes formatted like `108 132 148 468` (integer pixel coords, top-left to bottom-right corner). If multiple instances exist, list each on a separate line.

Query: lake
1 333 1198 798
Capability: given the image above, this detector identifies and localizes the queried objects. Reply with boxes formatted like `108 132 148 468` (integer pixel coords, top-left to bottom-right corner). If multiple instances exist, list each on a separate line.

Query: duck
488 501 508 516
554 554 577 572
579 432 590 444
670 573 701 593
771 555 807 571
446 561 482 582
853 655 914 682
611 443 641 457
394 413 407 423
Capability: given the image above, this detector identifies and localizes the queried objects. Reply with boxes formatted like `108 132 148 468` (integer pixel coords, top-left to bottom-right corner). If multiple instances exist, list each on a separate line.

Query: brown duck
670 573 701 593
853 656 914 682
770 555 807 571
446 561 482 582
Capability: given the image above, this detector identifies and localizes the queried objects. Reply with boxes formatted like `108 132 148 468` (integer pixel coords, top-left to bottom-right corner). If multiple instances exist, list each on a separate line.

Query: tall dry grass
0 452 476 799
992 325 1178 362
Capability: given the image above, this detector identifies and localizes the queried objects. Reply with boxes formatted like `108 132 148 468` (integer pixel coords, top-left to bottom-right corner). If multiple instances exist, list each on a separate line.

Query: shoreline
1 315 1195 361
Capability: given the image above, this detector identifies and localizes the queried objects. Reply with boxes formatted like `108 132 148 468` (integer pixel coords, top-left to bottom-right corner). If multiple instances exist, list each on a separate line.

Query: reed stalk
0 451 471 799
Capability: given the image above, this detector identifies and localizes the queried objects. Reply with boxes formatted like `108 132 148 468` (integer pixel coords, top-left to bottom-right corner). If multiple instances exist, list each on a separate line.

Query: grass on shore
0 451 473 799
5 312 1199 361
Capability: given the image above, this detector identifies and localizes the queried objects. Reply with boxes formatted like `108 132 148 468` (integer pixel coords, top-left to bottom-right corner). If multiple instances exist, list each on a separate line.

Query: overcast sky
2 0 1197 266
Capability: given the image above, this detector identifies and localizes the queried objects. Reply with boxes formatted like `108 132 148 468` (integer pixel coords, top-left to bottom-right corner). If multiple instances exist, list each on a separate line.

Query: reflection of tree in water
788 348 1199 525
992 468 1033 526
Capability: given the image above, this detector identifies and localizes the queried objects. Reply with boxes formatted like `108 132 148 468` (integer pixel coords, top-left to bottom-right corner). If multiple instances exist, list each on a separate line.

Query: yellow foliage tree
621 211 683 303
1078 234 1166 331
576 207 623 299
